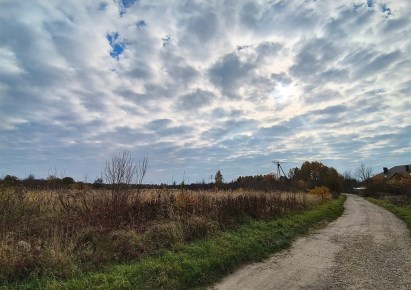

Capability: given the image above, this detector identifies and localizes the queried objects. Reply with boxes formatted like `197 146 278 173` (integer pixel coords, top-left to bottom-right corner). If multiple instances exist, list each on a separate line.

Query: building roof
373 164 411 179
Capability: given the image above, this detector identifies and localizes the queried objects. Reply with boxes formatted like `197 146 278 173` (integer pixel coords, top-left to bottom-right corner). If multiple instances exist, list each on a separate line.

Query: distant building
373 164 411 184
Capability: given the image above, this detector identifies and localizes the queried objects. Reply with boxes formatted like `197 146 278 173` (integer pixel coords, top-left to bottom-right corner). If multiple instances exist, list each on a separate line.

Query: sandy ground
210 194 411 290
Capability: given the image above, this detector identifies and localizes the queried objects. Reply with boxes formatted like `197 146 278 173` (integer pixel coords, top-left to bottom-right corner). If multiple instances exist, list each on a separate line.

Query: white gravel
210 194 411 290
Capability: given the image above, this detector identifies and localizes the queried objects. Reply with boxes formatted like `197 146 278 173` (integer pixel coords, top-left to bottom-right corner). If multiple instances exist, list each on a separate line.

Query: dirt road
211 194 411 290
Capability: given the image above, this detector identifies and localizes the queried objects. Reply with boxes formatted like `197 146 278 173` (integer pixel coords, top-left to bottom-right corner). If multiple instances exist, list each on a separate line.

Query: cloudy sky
1 0 410 184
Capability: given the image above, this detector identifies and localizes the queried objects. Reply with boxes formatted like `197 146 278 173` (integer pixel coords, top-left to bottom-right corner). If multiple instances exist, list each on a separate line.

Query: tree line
1 157 364 193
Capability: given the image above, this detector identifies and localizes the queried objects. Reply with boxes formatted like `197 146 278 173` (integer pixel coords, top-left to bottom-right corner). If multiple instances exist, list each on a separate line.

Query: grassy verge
367 198 411 229
7 195 346 290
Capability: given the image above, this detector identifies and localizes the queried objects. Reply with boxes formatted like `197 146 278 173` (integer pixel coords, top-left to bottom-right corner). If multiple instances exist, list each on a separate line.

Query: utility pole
273 160 287 179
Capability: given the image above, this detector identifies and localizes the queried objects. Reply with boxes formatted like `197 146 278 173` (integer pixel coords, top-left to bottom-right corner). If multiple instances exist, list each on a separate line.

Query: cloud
204 41 280 102
208 52 256 98
184 11 218 43
313 105 348 116
202 119 258 142
175 90 215 111
290 38 343 82
149 123 193 138
1 0 410 182
354 50 402 78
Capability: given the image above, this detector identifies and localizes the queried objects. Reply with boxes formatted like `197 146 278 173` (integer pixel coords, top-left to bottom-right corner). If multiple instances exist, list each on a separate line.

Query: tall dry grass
0 185 323 283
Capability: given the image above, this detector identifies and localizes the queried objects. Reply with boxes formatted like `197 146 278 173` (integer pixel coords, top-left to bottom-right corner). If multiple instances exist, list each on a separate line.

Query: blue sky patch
110 43 124 59
106 32 124 60
380 4 392 17
118 0 137 9
106 32 119 44
117 0 138 16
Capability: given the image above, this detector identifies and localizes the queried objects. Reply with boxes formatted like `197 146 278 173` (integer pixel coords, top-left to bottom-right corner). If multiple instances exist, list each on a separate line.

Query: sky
0 0 410 184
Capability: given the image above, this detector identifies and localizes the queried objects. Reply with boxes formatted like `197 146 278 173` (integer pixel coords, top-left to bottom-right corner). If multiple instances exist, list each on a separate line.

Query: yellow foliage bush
309 186 332 200
175 192 197 207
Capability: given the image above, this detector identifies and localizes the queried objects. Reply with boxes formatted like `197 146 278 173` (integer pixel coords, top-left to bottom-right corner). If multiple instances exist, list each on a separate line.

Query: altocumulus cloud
0 0 410 183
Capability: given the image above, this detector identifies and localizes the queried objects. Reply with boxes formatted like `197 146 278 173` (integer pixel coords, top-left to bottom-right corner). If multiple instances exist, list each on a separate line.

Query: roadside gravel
211 194 411 290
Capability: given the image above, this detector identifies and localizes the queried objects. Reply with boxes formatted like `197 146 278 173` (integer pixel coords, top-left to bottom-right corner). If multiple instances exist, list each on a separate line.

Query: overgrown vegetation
9 195 346 289
1 156 347 286
309 186 332 200
288 161 343 193
0 184 326 284
363 181 411 197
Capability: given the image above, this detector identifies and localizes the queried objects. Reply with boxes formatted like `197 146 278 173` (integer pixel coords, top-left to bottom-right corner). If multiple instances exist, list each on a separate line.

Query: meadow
0 184 327 285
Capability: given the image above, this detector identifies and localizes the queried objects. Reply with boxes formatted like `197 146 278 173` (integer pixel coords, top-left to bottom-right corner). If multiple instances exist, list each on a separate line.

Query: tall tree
215 170 223 189
290 161 342 192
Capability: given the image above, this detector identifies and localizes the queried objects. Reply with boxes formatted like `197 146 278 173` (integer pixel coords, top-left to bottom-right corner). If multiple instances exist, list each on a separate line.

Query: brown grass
0 185 323 283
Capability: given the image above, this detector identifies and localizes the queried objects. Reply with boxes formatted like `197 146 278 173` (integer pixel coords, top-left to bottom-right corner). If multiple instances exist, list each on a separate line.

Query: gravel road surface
211 194 411 290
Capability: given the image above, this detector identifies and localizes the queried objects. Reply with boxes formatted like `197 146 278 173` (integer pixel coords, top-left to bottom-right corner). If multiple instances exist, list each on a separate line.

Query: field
0 185 328 285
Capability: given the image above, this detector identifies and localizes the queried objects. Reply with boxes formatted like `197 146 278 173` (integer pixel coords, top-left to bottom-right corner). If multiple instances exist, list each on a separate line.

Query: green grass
6 195 346 290
367 197 411 229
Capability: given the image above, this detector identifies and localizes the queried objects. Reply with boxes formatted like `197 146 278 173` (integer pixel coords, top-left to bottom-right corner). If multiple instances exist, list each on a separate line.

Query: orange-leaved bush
309 186 331 200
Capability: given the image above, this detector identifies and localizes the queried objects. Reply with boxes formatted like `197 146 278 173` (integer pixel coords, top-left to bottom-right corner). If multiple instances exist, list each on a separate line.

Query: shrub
73 228 144 267
143 222 185 251
365 181 411 197
309 186 331 200
0 236 77 284
0 185 48 238
183 216 218 241
109 230 144 260
174 191 198 216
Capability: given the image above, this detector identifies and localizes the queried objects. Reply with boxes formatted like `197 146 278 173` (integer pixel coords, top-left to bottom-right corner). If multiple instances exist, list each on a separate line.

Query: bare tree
103 150 149 204
355 163 373 182
343 170 353 180
137 157 150 186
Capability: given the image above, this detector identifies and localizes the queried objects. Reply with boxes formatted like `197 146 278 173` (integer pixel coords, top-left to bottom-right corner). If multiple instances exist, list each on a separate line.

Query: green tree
62 176 75 186
290 161 342 193
93 177 104 188
215 170 223 189
2 175 19 186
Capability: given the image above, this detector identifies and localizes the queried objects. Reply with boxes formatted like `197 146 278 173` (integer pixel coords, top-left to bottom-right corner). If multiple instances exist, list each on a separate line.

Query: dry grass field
0 185 328 283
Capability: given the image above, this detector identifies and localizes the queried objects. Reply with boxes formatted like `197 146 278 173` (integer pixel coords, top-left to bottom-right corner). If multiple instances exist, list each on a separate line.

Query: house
373 164 411 184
